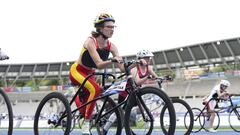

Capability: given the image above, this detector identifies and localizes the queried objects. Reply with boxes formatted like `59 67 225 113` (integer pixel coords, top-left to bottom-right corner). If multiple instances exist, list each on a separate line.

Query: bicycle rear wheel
0 89 13 135
93 97 122 135
161 98 193 135
34 92 72 135
229 106 240 132
189 108 204 133
124 87 176 135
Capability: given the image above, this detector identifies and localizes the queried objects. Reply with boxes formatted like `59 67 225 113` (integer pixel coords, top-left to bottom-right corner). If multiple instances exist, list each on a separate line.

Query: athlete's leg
207 100 216 130
74 88 89 117
84 77 101 120
69 63 95 117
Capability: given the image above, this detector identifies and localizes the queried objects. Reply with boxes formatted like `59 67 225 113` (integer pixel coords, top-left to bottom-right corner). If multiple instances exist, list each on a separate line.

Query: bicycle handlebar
147 75 173 88
229 94 240 97
109 58 142 67
213 93 240 101
156 76 173 81
93 58 140 89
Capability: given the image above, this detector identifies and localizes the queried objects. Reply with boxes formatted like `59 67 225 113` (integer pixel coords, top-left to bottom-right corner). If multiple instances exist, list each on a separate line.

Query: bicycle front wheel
34 92 72 135
0 89 13 135
229 106 240 132
161 98 193 135
124 87 176 135
201 110 220 132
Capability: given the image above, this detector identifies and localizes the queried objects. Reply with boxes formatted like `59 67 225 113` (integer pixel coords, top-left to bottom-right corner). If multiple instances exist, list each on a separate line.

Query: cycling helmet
136 50 154 59
220 80 230 87
94 13 115 28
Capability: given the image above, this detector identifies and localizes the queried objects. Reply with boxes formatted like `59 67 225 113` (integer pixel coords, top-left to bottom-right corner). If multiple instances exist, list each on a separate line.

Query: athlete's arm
110 43 124 71
148 66 157 78
217 89 229 98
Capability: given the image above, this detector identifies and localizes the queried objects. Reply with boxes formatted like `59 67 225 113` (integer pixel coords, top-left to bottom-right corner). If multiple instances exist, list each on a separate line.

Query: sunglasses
104 25 117 29
221 85 228 89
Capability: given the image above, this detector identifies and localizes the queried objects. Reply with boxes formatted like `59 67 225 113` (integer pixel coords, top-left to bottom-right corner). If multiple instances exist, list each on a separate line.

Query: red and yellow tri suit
69 37 111 120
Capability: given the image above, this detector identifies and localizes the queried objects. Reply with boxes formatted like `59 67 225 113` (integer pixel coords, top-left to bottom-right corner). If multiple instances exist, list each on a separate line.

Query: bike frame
59 59 154 127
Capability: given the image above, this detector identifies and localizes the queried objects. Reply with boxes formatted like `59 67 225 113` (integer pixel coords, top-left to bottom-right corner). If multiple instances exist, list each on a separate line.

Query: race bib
107 80 127 92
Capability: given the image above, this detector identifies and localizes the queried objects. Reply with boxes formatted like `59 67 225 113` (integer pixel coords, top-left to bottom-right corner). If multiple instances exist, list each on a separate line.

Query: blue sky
1 0 240 64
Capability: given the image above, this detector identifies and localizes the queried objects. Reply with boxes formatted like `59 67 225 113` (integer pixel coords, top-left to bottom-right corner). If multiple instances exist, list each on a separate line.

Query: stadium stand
1 37 240 128
1 37 240 86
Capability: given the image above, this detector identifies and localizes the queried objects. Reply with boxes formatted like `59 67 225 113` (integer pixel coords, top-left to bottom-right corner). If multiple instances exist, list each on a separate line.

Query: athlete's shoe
207 128 217 132
204 120 210 129
82 121 91 135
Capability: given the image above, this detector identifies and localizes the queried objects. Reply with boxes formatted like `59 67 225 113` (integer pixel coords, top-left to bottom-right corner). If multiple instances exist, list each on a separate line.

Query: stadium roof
1 37 240 83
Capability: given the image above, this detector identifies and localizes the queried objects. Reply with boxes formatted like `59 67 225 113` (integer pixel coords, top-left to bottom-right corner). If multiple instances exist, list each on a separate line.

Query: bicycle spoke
124 87 176 135
191 108 204 133
34 92 71 135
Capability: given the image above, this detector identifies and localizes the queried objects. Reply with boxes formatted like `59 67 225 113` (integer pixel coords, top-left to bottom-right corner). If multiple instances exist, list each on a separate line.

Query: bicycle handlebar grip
165 75 173 81
109 58 118 63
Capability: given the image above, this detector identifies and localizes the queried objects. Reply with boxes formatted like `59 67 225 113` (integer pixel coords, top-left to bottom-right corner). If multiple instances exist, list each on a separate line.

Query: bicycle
34 72 122 135
114 75 176 135
0 53 13 135
153 77 194 135
34 59 176 135
187 94 240 133
0 89 13 135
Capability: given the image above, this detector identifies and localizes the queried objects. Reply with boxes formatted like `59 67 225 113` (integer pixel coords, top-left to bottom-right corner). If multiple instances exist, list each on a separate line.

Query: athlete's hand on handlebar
110 56 123 63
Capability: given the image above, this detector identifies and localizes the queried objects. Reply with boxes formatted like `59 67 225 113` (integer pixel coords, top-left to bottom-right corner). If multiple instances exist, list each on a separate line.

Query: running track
8 130 240 135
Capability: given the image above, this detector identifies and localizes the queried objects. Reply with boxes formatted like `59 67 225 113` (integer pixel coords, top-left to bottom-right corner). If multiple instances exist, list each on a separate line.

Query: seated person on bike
69 13 123 135
203 79 231 132
118 49 158 103
0 49 9 60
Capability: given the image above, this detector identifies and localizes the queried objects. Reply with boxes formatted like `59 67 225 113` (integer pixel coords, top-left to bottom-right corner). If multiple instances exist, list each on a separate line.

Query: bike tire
201 110 220 132
161 98 193 135
0 89 13 135
124 87 176 135
34 92 72 135
229 106 240 132
189 108 204 133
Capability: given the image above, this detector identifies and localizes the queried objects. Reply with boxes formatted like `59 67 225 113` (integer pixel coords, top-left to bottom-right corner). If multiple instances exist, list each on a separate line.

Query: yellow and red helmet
94 13 115 28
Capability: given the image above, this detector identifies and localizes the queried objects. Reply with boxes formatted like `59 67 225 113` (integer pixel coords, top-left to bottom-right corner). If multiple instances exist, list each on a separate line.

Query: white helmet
220 80 230 87
136 50 154 59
